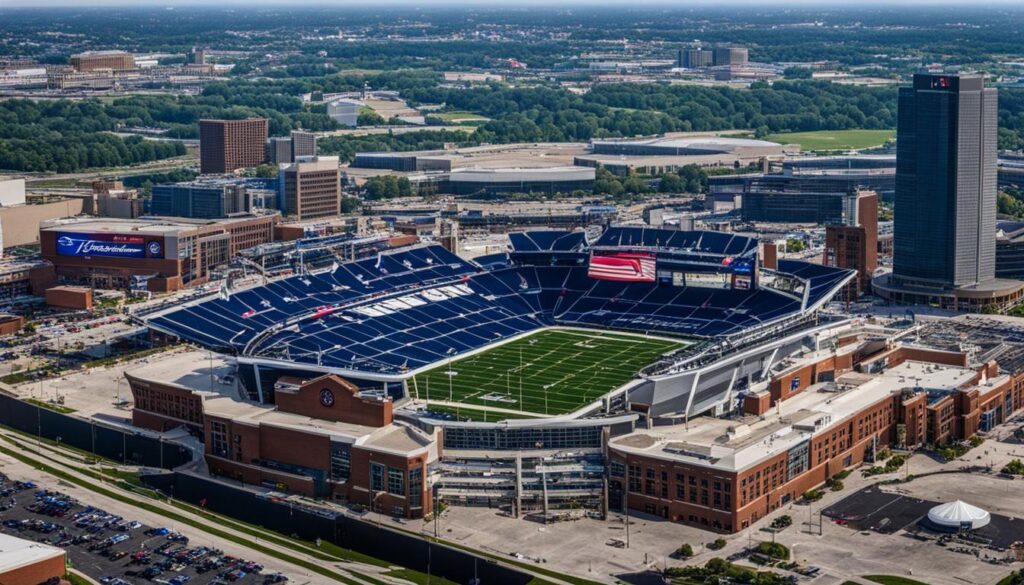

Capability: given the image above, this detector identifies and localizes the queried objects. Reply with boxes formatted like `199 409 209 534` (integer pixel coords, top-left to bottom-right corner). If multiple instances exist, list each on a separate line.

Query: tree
658 173 683 193
254 164 278 178
675 543 694 558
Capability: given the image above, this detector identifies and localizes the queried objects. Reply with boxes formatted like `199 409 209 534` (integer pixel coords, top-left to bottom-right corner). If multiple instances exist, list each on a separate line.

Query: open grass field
766 129 895 151
411 328 688 416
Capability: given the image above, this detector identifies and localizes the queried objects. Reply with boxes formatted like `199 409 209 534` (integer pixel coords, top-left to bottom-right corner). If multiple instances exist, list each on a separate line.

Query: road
0 427 407 585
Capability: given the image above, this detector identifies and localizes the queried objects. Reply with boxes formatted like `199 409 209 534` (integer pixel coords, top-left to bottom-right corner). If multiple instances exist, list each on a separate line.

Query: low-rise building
607 341 1023 533
39 215 278 291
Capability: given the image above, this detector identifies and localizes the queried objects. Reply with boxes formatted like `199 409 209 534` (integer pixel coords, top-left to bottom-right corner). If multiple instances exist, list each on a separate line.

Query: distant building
279 157 341 221
198 118 268 175
876 73 1024 310
186 47 206 65
0 179 26 208
713 46 748 66
448 167 595 196
267 137 293 165
91 181 143 219
291 130 317 159
267 131 317 165
678 47 713 69
70 50 135 72
46 69 114 90
824 190 878 298
151 179 251 219
327 98 361 128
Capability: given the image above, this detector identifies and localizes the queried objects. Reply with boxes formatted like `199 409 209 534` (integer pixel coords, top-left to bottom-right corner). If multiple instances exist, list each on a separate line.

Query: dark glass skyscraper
893 73 997 290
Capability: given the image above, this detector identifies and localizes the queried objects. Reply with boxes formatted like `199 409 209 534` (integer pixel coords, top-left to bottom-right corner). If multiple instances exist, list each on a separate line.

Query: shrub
1002 459 1024 476
675 543 694 558
756 541 790 560
803 489 824 502
968 436 985 448
708 538 727 550
770 515 792 530
829 479 845 492
885 454 906 471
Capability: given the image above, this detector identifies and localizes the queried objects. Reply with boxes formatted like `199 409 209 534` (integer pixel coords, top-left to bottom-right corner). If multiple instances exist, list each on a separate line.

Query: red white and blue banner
588 252 656 282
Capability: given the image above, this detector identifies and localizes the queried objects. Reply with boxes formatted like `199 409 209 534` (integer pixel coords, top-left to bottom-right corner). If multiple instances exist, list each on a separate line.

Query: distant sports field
766 129 895 151
411 329 689 416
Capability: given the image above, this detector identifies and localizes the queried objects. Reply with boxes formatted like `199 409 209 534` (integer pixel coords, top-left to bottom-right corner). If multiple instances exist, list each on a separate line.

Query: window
330 443 351 482
370 462 385 492
628 464 642 492
210 421 229 458
408 467 422 508
388 467 404 496
610 461 625 478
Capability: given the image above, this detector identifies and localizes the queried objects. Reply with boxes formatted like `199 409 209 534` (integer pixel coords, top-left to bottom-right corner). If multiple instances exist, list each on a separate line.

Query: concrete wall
0 198 84 248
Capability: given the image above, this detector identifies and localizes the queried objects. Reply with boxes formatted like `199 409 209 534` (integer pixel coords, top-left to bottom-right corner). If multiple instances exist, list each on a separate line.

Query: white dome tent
926 500 991 531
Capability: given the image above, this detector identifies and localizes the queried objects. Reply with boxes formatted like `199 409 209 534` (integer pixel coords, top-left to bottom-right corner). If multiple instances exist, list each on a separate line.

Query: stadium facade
137 226 865 522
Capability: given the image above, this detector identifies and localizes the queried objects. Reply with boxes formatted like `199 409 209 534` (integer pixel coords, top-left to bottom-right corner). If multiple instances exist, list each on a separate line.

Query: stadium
144 226 854 424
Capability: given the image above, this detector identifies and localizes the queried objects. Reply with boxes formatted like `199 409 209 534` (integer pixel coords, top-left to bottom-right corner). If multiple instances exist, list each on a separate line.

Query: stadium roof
591 136 783 152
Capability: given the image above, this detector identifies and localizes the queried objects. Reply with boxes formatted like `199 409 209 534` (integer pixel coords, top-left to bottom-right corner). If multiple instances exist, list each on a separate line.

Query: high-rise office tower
291 130 317 159
893 73 996 290
877 73 1024 311
278 157 341 221
267 137 293 165
199 118 268 175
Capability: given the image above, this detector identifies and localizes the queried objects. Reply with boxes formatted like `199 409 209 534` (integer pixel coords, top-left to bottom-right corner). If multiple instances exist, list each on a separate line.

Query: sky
5 0 1024 6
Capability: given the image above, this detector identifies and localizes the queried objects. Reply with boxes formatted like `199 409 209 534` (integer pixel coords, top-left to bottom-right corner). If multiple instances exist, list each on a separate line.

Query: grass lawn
411 328 687 416
436 111 490 123
863 576 931 585
766 129 895 151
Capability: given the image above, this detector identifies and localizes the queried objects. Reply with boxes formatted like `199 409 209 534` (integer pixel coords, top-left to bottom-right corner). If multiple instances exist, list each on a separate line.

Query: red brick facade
611 345 1024 533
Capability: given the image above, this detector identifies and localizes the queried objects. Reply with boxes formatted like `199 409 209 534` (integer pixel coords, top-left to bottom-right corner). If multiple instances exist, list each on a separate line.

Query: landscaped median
0 426 573 585
0 432 370 585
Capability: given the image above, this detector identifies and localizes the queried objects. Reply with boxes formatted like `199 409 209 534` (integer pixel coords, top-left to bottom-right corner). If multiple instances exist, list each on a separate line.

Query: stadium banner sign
56 231 153 259
588 252 656 282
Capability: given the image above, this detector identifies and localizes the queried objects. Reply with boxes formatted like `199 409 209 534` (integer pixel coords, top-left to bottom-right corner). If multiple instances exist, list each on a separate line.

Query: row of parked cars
0 474 287 585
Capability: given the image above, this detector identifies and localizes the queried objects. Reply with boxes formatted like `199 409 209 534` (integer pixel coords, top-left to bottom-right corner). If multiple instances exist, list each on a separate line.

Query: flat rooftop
609 360 982 473
125 350 239 397
202 394 434 455
40 215 270 236
0 533 64 573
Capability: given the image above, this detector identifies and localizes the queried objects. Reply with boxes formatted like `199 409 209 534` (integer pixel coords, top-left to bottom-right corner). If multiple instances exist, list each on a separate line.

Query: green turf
766 129 895 151
411 329 688 416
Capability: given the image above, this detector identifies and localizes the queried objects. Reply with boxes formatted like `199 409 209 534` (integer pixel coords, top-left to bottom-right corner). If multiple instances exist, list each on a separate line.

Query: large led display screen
56 232 163 259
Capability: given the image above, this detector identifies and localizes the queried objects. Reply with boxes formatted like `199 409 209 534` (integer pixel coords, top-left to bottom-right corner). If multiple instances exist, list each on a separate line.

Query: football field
410 328 689 416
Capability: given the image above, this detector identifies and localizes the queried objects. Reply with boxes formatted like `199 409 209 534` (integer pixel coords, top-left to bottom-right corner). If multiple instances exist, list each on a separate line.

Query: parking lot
0 473 287 585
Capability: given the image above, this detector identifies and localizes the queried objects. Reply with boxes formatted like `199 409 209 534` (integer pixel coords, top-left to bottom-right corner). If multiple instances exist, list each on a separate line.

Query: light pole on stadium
446 348 456 402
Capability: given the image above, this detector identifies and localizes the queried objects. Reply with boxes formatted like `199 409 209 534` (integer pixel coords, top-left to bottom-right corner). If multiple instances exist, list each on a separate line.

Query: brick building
278 157 341 221
127 354 439 519
824 190 878 299
39 215 278 292
199 119 269 175
70 50 134 72
0 533 66 585
608 341 1023 533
